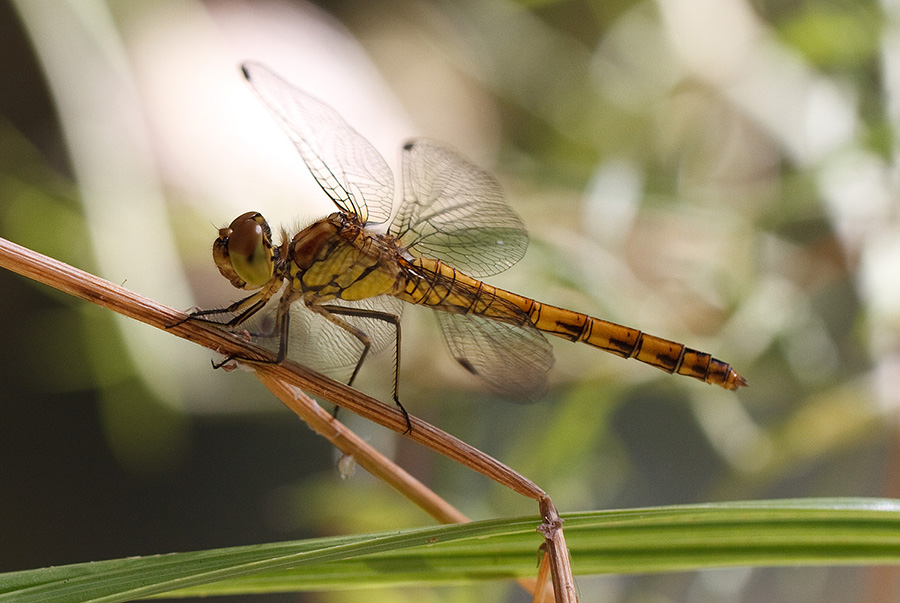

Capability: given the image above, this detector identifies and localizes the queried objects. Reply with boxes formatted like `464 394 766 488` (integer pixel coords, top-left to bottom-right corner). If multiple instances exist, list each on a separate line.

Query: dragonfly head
212 211 275 290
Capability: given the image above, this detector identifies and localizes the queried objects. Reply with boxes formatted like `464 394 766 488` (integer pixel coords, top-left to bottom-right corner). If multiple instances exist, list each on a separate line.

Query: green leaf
2 498 899 601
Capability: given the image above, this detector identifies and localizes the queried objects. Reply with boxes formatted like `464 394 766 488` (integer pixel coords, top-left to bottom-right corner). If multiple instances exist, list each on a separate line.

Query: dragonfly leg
207 287 293 369
315 304 410 433
170 287 283 368
169 289 274 330
210 284 294 368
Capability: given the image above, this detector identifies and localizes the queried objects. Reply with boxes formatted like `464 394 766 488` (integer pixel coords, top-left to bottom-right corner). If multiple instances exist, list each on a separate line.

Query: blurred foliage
2 0 899 602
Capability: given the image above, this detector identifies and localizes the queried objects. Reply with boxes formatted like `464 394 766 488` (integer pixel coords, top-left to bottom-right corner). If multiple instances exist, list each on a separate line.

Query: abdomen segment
523 298 747 390
402 257 747 390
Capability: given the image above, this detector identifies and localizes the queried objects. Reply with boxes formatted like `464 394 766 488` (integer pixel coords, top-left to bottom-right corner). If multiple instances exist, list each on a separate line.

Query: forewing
242 63 394 224
435 311 553 402
249 294 403 384
391 139 529 277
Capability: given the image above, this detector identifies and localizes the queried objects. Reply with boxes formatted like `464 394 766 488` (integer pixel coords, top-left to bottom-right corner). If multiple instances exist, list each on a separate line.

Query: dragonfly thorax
289 215 343 272
287 212 404 303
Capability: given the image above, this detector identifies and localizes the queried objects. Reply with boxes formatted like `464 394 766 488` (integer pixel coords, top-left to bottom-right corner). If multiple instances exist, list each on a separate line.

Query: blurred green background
1 0 899 601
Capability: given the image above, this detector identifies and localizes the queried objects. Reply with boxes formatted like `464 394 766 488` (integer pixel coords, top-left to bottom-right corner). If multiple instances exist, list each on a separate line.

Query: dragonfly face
189 62 746 411
212 211 276 290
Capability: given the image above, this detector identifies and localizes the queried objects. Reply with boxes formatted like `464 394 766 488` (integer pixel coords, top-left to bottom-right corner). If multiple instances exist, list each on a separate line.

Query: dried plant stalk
0 235 574 601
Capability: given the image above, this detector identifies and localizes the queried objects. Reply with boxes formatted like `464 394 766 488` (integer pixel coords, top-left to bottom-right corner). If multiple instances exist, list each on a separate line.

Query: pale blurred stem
0 236 573 603
255 372 468 523
255 373 554 601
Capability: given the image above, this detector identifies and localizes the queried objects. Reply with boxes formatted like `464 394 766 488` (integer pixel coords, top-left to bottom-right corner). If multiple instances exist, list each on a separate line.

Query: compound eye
213 212 274 289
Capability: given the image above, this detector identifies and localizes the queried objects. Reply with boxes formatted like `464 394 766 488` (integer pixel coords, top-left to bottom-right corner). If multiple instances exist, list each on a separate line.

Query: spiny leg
169 288 281 368
314 304 409 433
215 283 295 369
175 291 412 431
209 286 294 370
169 289 273 329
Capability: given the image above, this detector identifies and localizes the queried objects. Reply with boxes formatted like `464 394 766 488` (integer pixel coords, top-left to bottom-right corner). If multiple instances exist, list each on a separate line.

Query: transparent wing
390 139 529 277
435 311 553 402
241 62 394 224
249 294 403 384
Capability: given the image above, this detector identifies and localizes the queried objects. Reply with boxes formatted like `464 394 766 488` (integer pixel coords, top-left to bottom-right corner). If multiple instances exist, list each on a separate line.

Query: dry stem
0 235 574 602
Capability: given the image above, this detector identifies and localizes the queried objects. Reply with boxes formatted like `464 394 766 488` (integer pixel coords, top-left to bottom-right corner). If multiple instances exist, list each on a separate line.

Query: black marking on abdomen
415 268 441 303
465 280 487 313
435 266 459 306
554 318 584 340
654 350 680 373
627 331 644 358
577 317 592 343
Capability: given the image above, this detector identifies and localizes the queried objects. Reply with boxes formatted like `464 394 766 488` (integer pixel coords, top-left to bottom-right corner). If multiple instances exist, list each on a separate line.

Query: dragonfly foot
395 398 412 434
211 355 237 370
165 314 193 329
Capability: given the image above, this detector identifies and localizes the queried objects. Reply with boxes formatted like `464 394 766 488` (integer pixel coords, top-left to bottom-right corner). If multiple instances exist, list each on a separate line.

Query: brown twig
255 372 554 599
255 371 468 524
0 236 546 498
539 497 577 603
0 235 574 601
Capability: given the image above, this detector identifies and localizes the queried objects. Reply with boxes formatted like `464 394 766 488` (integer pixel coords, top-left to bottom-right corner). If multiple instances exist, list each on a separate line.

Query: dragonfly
189 62 746 426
